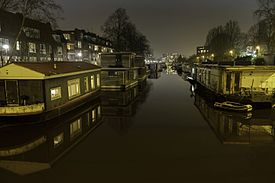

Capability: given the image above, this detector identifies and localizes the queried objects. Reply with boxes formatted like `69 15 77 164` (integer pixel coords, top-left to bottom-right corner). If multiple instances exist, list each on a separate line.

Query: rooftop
12 62 101 76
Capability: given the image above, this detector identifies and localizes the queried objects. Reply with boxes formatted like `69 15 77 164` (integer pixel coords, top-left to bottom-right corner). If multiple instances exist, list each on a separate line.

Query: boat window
53 132 64 148
50 87 62 101
84 77 89 92
96 74 100 88
91 75 95 90
68 78 80 99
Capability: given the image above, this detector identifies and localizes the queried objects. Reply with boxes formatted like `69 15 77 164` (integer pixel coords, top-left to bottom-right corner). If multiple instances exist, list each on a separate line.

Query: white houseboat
0 62 101 118
195 63 275 105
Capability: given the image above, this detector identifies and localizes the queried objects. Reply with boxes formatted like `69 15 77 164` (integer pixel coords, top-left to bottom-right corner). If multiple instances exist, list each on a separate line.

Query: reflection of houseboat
196 63 275 106
100 52 146 91
148 71 161 79
0 62 101 118
101 86 143 135
195 94 275 144
0 99 102 175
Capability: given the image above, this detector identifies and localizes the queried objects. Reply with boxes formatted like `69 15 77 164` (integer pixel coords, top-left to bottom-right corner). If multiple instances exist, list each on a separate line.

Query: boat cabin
0 62 101 116
196 64 275 103
100 52 139 90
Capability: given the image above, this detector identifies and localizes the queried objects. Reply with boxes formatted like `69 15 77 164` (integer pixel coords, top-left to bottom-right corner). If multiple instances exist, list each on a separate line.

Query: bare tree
0 0 17 10
254 0 275 53
7 0 62 63
205 20 242 60
101 8 151 56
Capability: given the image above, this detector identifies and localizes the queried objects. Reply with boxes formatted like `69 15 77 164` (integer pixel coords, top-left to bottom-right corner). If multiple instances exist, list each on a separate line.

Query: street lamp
256 46 260 56
1 44 9 67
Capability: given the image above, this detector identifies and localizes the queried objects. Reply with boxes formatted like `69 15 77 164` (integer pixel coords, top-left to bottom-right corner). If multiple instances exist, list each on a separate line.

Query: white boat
214 101 253 112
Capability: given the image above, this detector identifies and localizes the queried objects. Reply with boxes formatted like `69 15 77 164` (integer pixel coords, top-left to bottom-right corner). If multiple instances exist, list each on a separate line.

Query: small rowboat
214 101 253 112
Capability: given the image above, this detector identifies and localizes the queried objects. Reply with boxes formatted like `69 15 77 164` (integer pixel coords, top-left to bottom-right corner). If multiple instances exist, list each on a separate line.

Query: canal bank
2 72 275 183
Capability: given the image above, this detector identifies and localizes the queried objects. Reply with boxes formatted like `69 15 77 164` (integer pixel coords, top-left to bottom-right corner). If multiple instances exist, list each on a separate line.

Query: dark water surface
1 72 275 183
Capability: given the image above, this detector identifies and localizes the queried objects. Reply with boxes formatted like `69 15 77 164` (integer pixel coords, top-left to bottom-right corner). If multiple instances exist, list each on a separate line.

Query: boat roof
0 62 101 80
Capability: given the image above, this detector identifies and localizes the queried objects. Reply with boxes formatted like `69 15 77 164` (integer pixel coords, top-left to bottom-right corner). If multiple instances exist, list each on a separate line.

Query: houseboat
195 63 275 106
99 52 142 91
0 62 101 118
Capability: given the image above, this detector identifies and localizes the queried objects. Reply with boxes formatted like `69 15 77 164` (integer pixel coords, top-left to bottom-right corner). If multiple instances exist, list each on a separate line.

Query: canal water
1 71 275 182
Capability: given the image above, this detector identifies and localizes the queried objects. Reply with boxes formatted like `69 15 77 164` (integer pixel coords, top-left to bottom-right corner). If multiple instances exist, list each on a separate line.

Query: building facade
59 29 113 64
0 10 114 66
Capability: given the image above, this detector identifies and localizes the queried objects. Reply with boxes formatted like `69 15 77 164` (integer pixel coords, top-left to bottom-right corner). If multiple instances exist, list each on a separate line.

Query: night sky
56 0 258 57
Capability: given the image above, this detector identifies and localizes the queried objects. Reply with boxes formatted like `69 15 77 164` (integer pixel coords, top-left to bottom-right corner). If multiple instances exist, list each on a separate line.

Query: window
96 74 100 87
16 41 20 51
63 33 71 41
108 71 119 77
92 109 96 122
0 38 9 51
70 119 82 139
40 44 46 54
97 106 101 118
53 133 64 148
50 87 62 100
68 78 80 99
77 41 82 48
84 77 89 92
28 42 36 53
57 46 62 55
91 75 95 90
67 43 74 50
94 45 99 51
23 27 40 39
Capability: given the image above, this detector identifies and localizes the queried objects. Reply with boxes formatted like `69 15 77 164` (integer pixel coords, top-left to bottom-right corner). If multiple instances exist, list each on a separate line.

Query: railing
0 103 45 116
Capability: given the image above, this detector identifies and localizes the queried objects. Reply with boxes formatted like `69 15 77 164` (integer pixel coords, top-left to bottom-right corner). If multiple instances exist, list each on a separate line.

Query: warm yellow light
229 50 233 55
256 46 260 50
211 54 215 57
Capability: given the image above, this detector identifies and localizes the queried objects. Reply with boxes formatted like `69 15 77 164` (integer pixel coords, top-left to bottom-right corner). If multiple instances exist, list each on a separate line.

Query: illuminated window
77 41 82 48
70 119 82 139
50 87 62 100
67 43 74 50
96 74 100 87
63 34 71 41
91 75 95 90
28 42 36 53
92 109 96 122
97 106 101 118
16 41 20 51
40 44 46 54
57 46 62 55
53 132 64 148
94 45 99 51
68 78 80 99
84 77 89 92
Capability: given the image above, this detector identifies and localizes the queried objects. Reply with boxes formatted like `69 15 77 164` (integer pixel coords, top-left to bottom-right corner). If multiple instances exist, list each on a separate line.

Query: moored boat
214 101 253 112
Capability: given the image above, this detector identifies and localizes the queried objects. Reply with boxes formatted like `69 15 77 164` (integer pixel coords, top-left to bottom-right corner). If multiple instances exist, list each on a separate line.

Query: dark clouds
56 0 258 57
